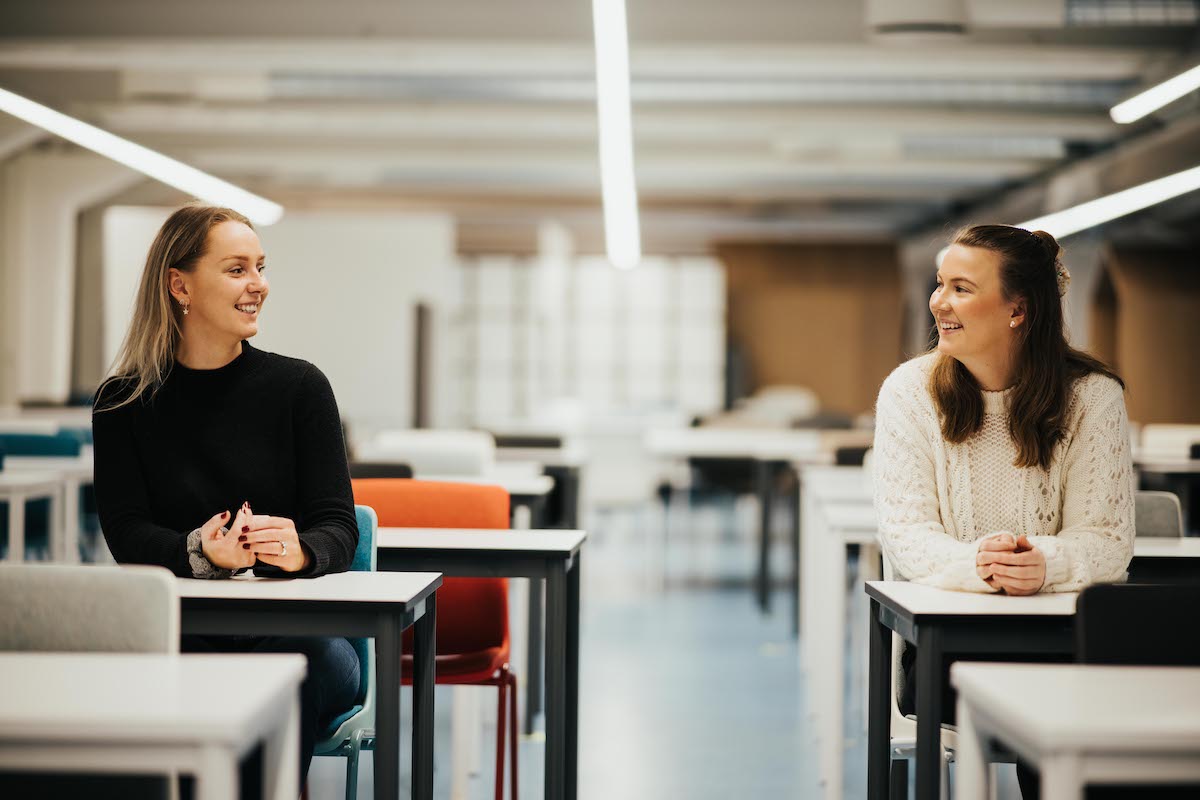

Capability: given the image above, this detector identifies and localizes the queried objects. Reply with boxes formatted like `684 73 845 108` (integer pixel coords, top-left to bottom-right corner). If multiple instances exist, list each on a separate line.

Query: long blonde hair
96 204 253 412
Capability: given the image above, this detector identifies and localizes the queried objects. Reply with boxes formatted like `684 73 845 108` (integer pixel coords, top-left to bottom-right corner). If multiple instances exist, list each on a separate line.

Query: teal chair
313 505 379 800
0 431 84 457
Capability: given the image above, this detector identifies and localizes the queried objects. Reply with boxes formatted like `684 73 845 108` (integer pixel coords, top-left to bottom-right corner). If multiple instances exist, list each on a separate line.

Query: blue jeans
182 634 361 796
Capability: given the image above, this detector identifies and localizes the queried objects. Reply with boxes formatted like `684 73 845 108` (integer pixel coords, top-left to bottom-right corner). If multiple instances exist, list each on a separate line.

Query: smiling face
930 243 1024 371
168 220 268 349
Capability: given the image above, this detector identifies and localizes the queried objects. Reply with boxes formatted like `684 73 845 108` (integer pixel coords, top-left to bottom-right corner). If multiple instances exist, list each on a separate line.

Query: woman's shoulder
250 346 334 395
879 351 938 397
92 374 141 414
1068 369 1126 416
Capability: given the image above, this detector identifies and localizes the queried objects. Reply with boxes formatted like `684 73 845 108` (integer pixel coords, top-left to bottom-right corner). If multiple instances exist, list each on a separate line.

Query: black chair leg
889 758 909 800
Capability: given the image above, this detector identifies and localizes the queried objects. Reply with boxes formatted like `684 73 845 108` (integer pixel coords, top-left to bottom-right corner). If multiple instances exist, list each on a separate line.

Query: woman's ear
167 268 190 305
1010 300 1027 329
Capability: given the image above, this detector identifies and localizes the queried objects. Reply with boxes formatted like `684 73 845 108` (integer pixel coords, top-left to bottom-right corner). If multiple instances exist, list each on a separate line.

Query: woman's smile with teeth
236 303 259 314
940 321 962 330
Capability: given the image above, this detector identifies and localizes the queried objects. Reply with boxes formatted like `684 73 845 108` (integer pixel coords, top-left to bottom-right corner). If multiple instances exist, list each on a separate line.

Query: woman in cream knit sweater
874 224 1136 798
874 224 1134 597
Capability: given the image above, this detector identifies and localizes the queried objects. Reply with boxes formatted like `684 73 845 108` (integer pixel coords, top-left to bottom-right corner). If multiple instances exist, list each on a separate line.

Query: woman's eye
955 286 967 293
230 267 243 274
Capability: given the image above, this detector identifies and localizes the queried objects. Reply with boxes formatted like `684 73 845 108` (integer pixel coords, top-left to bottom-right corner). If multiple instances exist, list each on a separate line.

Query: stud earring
1009 320 1016 328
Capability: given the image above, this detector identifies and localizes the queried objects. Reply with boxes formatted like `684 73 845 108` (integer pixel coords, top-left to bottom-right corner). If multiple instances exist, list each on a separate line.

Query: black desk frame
865 586 1074 800
378 543 581 800
181 587 440 800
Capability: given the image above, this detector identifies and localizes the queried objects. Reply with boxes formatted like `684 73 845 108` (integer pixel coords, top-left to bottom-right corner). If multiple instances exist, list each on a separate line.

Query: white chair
1135 490 1184 538
0 562 178 653
358 429 495 476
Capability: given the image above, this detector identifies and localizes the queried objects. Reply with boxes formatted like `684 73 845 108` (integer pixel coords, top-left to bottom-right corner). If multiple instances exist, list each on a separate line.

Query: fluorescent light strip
592 0 641 270
0 87 283 225
1110 63 1200 124
1018 163 1200 238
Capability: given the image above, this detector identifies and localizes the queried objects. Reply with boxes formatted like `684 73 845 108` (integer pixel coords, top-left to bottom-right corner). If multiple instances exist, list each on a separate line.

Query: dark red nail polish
242 543 250 549
242 526 249 533
221 511 229 519
238 535 247 542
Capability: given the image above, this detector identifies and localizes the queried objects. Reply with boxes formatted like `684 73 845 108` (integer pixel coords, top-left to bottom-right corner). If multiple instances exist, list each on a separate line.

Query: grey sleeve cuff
186 528 234 579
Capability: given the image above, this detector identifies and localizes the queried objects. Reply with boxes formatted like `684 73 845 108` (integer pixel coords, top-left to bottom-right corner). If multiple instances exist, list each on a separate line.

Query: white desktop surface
378 527 586 553
0 652 304 744
866 580 1079 615
178 570 441 604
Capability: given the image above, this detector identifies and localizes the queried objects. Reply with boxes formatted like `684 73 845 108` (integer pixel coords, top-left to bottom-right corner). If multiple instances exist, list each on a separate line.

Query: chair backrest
345 505 377 708
1135 491 1184 538
352 479 510 655
0 431 83 457
359 429 495 476
1077 583 1200 666
349 461 413 480
0 563 178 653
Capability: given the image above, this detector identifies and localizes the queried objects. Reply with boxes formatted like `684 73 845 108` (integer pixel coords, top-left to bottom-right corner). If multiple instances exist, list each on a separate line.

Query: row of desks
1 526 587 800
799 463 1200 799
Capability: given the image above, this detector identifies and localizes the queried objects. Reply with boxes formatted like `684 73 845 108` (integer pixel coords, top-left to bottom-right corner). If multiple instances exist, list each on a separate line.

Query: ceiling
0 0 1197 253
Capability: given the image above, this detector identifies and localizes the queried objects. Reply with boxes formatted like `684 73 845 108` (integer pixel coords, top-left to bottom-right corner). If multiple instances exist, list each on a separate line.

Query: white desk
496 444 588 469
0 652 304 800
865 581 1079 800
378 526 586 800
415 469 555 503
0 471 64 563
954 663 1200 799
177 570 442 800
6 454 93 562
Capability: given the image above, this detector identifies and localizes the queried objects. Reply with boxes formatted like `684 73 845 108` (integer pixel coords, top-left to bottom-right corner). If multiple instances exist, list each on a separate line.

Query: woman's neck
176 334 243 370
960 351 1015 392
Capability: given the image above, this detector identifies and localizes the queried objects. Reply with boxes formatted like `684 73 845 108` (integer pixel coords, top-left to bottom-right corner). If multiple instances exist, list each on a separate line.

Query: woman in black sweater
93 204 360 794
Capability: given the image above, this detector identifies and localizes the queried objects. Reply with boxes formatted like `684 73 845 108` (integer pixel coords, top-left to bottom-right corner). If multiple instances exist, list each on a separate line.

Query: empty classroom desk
953 663 1200 799
5 453 94 563
178 570 442 800
0 471 64 563
0 652 305 800
377 526 586 800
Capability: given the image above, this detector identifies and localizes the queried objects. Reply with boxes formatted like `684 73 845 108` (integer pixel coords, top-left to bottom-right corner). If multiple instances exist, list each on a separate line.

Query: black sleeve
92 380 193 578
259 364 358 578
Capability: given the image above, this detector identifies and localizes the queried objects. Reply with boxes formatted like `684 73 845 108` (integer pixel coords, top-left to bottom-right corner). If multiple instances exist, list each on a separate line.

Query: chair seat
318 703 365 742
401 645 510 686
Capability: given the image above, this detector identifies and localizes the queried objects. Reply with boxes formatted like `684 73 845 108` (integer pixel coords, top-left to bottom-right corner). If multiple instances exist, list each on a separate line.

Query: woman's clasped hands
976 532 1046 596
201 502 310 573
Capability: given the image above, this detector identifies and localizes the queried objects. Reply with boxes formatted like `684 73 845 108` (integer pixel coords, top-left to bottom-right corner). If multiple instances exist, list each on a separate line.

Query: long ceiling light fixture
1110 62 1200 124
1018 163 1200 238
592 0 641 270
0 86 284 225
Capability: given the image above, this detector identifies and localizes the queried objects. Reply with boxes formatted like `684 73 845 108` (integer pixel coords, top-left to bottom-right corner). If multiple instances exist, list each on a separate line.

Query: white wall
0 149 138 406
97 207 458 437
252 210 457 435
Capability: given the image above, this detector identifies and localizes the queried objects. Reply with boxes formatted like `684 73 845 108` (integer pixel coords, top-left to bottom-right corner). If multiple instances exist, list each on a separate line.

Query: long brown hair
929 224 1122 470
96 204 253 412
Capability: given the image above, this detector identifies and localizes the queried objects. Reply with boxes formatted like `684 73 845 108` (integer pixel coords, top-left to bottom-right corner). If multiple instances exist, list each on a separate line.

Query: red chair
352 478 517 800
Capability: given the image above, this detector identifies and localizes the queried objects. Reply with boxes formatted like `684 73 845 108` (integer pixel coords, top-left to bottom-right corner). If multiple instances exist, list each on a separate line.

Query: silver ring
280 540 288 557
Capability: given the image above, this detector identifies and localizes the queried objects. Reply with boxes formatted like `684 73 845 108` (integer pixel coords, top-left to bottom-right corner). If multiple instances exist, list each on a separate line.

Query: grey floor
306 495 1019 799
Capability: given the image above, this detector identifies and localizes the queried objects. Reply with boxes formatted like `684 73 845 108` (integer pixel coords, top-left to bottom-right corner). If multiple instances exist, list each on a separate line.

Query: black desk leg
756 460 773 612
790 467 801 638
375 611 402 800
412 593 437 800
566 553 581 800
914 625 944 800
545 560 568 800
525 577 544 735
867 598 890 800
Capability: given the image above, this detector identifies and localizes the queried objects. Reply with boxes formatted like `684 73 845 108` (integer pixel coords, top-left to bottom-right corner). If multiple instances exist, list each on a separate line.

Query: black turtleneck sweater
92 343 357 578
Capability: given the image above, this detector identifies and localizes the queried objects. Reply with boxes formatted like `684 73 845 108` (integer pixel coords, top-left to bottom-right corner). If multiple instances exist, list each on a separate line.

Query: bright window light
1110 63 1200 124
0 86 283 225
592 0 641 270
1018 163 1200 238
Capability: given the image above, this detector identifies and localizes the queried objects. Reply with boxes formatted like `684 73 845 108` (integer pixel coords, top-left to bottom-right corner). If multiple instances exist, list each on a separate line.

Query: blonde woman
93 205 359 797
873 224 1136 798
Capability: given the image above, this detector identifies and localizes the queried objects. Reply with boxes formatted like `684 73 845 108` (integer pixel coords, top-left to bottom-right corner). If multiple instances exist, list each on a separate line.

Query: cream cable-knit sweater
872 352 1135 593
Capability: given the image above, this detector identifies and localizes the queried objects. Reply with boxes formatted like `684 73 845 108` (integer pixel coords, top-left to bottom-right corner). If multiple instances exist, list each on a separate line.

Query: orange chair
352 478 517 800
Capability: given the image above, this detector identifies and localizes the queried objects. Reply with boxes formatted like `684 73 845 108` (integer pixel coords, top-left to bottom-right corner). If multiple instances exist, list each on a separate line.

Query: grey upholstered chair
1134 490 1184 538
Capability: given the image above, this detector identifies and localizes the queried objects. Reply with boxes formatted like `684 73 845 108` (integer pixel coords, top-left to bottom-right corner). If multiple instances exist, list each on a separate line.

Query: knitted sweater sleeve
1026 378 1135 592
873 369 997 592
